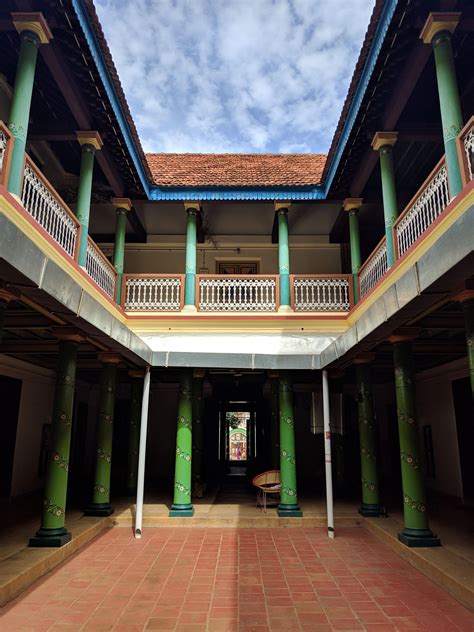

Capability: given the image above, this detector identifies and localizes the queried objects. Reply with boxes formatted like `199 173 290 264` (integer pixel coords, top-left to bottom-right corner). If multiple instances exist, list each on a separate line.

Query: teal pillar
75 133 102 267
372 133 399 267
184 205 199 309
354 357 382 517
343 199 363 303
276 205 291 310
30 337 79 547
85 355 119 517
392 339 440 547
112 200 131 304
422 15 463 196
8 16 51 196
126 370 143 495
269 376 280 469
170 369 194 516
191 370 205 498
278 372 302 517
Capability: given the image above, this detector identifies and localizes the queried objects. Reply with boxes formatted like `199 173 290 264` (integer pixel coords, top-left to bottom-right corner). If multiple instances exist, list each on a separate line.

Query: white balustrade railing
0 126 8 175
86 238 116 299
359 239 388 298
198 275 277 311
21 158 79 258
292 276 352 311
124 275 183 310
462 121 474 182
395 160 450 258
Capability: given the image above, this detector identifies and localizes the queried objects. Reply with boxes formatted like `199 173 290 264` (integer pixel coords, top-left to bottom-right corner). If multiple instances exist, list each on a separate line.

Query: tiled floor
1 527 473 632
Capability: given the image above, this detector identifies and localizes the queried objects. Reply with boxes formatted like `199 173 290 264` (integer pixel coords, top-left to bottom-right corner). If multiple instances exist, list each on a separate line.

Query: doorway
217 261 259 275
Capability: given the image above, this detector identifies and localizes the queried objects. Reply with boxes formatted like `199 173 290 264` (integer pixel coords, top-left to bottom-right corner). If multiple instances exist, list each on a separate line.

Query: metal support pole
135 366 151 539
322 370 335 539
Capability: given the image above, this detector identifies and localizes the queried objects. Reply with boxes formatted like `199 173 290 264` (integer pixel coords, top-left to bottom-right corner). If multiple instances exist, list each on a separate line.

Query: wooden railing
358 238 388 299
123 274 184 311
197 275 278 311
393 158 449 259
21 156 81 260
291 275 353 311
86 237 117 299
0 121 14 186
457 115 474 186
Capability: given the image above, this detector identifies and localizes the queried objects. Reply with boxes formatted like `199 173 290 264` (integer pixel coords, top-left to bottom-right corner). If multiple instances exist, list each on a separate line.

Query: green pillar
192 370 205 498
278 372 302 516
75 133 102 267
343 199 363 303
8 17 51 196
269 377 280 469
184 205 198 309
392 340 440 547
85 355 119 517
276 205 291 310
355 358 382 517
112 199 131 304
372 133 399 267
30 338 79 547
422 16 463 196
126 371 143 495
170 369 194 516
460 298 474 397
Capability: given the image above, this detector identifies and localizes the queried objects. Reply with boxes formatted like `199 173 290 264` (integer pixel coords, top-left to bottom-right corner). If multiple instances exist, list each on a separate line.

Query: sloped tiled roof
146 153 327 187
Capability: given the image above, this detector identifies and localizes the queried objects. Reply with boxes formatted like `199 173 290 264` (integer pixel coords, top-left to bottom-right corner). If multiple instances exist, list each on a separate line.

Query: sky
95 0 375 154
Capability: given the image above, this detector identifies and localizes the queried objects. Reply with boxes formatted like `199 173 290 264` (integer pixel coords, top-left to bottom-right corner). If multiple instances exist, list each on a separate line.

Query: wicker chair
252 470 281 513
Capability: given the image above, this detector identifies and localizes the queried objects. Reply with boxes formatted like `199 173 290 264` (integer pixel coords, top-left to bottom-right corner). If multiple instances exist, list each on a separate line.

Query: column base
169 503 194 517
84 503 114 517
277 504 303 517
358 503 384 517
398 527 441 548
29 527 72 548
277 304 294 314
182 304 197 313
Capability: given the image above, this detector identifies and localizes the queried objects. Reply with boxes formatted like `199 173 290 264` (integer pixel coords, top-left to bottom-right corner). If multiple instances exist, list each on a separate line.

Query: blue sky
95 0 375 154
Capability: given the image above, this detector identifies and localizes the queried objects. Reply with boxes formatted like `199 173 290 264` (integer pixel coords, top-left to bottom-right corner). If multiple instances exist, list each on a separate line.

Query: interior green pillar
269 375 280 469
112 198 131 305
354 355 383 517
30 336 79 547
75 132 103 267
85 354 119 517
343 199 363 303
170 368 194 516
8 15 51 196
126 370 143 495
276 203 292 311
372 133 399 268
192 369 205 498
391 338 440 547
421 14 463 196
278 372 302 516
184 203 199 310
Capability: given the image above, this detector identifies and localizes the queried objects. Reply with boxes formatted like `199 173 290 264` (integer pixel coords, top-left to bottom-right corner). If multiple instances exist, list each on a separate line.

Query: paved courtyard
1 527 473 632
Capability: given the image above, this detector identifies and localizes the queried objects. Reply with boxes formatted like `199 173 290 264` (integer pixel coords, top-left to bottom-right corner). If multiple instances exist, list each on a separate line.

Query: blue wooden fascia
149 186 325 201
71 0 150 197
322 0 399 197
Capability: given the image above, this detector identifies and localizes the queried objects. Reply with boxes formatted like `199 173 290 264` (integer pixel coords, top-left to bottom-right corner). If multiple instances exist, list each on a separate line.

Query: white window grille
85 239 116 298
359 240 388 299
124 276 182 311
21 161 78 258
293 276 351 311
463 125 474 182
395 162 450 258
199 276 277 311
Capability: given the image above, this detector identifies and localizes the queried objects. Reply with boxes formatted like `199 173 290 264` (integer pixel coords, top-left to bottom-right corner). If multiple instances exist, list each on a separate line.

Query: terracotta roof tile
146 153 327 187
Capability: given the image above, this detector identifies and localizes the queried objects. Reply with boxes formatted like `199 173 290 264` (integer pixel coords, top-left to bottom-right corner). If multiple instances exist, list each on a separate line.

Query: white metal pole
135 366 151 539
322 369 335 539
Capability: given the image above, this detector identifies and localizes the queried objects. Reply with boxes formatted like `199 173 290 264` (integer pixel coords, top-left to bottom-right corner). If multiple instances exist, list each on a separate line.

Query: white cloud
95 0 374 154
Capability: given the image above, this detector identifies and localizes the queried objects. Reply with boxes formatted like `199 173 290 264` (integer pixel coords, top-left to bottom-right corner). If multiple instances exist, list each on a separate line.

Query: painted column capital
12 12 53 44
98 352 122 365
275 201 291 214
50 327 85 344
451 289 474 304
371 132 398 152
112 197 132 213
184 201 201 215
128 369 146 379
387 327 421 344
343 198 363 214
420 12 460 45
193 368 206 379
76 131 103 152
353 352 376 365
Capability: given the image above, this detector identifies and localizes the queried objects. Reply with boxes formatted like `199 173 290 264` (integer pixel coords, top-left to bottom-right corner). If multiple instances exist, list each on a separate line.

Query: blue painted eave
149 186 325 201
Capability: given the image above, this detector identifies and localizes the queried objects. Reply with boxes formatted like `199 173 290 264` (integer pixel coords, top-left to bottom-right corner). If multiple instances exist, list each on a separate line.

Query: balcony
1 116 473 317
